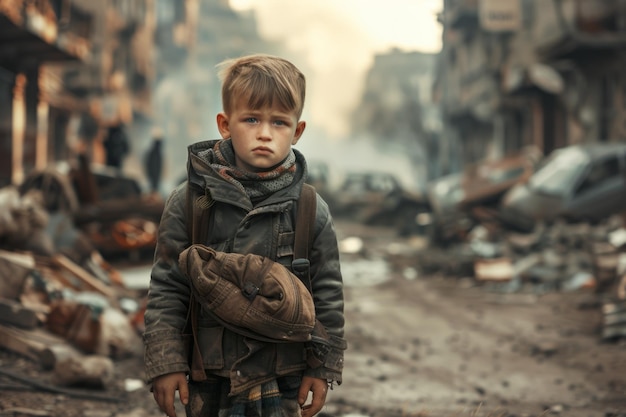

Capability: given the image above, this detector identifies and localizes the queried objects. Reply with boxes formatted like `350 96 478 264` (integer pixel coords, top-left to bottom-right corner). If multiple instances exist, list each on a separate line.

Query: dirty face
216 98 306 172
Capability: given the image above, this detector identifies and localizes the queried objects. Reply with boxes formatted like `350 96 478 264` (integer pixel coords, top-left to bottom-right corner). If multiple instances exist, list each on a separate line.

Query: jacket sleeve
304 194 347 383
143 183 192 383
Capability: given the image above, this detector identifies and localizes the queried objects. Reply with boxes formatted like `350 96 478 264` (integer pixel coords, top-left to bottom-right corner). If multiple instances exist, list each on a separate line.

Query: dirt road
1 221 626 417
328 222 626 417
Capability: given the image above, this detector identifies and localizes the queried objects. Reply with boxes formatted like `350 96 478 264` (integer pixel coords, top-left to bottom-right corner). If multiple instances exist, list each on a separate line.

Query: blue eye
245 117 258 123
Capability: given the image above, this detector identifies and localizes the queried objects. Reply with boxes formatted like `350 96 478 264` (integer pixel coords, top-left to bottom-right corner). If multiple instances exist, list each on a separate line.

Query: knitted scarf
199 139 296 200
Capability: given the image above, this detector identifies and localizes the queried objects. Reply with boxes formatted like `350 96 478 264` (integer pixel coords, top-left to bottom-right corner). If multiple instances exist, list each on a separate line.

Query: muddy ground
1 221 626 417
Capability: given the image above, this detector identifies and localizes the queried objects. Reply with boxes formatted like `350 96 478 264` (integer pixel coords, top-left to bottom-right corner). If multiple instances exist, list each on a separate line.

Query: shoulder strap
292 183 317 292
294 183 317 259
185 182 212 381
186 182 213 244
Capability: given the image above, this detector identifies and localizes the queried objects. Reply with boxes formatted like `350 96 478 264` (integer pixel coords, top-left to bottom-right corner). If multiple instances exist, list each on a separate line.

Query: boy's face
216 98 306 172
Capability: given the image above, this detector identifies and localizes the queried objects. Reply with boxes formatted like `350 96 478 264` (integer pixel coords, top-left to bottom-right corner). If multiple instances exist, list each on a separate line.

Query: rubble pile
0 184 150 396
412 213 626 342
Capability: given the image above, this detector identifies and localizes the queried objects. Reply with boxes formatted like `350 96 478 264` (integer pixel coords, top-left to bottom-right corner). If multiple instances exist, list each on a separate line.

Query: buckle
242 281 259 301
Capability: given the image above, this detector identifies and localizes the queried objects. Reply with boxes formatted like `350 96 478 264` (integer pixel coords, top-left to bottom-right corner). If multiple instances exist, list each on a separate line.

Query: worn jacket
143 140 346 395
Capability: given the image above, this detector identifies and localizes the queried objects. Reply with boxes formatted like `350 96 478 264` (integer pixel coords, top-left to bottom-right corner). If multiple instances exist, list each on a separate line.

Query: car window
574 155 621 196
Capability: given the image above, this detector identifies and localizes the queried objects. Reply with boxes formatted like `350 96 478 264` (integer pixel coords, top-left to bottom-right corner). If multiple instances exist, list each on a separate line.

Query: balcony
0 0 91 71
536 0 626 57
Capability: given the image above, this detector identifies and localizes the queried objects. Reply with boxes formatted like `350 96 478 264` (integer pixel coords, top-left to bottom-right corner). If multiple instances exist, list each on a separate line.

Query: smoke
236 0 443 140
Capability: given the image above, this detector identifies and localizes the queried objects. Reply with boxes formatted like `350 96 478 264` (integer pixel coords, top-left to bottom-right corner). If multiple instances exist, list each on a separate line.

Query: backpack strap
292 183 317 292
294 183 317 259
185 182 212 381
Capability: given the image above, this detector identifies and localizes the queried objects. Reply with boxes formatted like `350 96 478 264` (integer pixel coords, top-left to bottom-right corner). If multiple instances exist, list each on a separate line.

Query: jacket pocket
276 342 307 374
276 231 295 260
196 325 225 370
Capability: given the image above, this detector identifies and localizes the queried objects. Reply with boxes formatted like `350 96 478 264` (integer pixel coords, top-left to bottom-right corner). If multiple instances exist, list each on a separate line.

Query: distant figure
144 128 164 194
103 124 130 171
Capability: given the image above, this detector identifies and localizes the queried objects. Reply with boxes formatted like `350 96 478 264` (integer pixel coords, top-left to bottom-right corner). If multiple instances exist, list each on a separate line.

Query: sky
229 0 443 141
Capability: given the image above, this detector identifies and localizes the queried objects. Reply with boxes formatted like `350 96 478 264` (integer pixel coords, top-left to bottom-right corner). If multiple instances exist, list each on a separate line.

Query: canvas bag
179 245 316 342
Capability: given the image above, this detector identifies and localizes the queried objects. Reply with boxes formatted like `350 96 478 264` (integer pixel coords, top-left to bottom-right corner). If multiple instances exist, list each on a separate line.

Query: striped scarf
199 139 297 200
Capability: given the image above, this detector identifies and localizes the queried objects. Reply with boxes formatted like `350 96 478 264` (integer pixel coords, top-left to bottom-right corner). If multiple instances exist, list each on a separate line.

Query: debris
609 228 626 249
0 250 35 300
562 272 596 292
52 355 114 388
0 298 39 329
602 301 626 340
474 258 514 282
339 237 364 254
46 300 103 354
0 367 122 402
124 378 145 392
50 254 117 299
0 323 81 369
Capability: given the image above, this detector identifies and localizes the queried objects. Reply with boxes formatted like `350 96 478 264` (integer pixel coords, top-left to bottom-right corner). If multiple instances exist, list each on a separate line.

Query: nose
257 122 272 141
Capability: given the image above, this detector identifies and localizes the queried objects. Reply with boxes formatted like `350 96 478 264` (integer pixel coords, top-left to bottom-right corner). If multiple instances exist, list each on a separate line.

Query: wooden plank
0 323 82 370
51 254 116 299
0 323 50 361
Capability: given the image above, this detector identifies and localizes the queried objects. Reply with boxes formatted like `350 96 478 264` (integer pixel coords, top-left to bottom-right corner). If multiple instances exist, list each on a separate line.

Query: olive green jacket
143 140 346 395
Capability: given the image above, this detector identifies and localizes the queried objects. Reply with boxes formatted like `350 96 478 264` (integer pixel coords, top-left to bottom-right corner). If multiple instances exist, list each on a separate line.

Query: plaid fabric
185 376 302 417
229 381 282 417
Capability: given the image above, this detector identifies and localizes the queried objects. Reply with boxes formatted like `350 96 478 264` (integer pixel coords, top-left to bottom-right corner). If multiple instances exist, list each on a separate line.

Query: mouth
253 146 273 154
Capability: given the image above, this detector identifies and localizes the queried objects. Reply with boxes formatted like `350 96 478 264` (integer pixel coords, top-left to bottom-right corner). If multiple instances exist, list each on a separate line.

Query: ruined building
0 0 156 187
350 49 443 188
435 0 626 167
0 0 91 187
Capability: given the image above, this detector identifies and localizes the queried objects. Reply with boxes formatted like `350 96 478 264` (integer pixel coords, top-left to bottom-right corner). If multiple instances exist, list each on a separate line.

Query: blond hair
217 54 306 119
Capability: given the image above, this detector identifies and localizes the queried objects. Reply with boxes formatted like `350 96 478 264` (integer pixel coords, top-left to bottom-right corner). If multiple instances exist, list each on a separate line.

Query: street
329 221 626 417
1 221 626 417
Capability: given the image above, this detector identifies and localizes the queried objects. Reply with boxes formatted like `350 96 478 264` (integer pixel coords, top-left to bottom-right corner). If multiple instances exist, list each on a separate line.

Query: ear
216 112 230 139
291 121 306 145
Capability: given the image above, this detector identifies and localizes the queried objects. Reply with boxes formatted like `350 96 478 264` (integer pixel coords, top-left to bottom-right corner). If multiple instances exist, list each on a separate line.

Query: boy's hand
152 372 189 417
298 376 328 417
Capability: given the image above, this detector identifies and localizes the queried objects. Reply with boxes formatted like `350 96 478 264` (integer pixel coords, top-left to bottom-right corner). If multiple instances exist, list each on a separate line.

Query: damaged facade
436 0 626 166
426 0 626 341
0 0 157 187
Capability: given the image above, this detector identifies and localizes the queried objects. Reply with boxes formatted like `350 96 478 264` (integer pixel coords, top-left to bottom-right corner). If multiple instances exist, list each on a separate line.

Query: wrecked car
500 143 626 227
427 147 542 244
330 171 431 236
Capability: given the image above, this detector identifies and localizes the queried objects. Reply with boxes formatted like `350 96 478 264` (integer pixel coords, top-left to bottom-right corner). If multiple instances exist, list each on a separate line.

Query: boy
143 54 346 417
